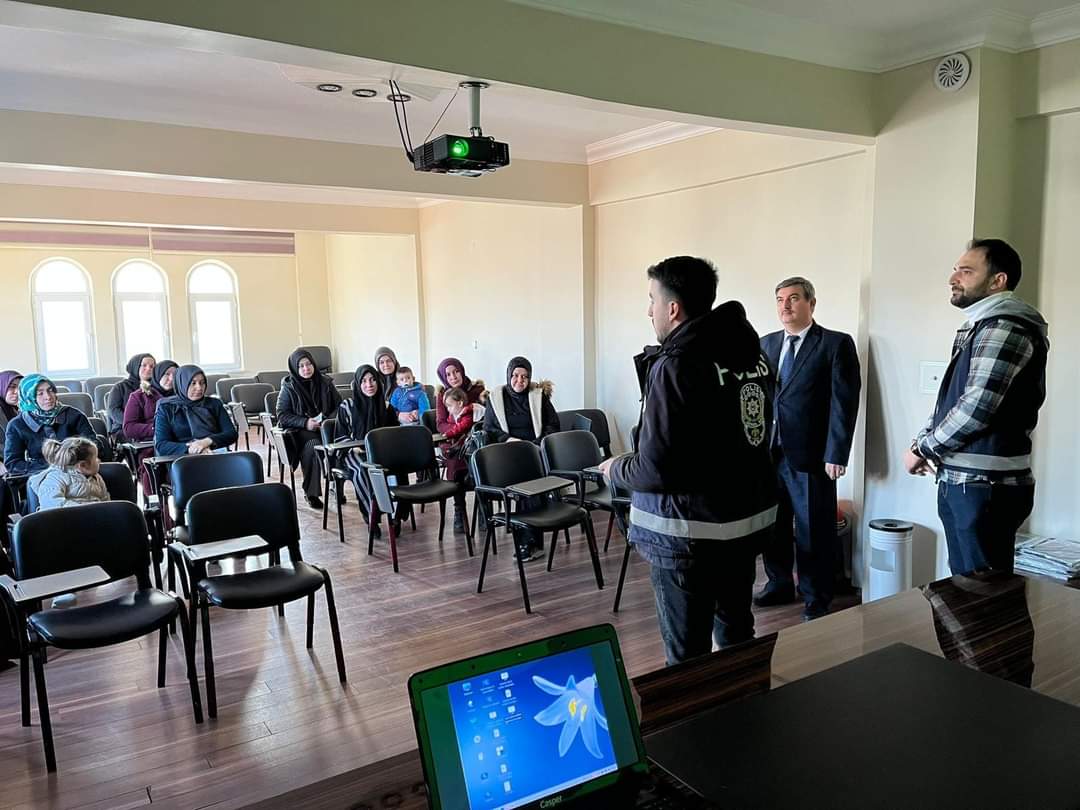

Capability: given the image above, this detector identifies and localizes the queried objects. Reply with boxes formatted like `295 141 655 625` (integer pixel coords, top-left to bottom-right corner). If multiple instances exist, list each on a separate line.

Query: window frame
30 257 98 378
187 260 243 372
111 259 172 363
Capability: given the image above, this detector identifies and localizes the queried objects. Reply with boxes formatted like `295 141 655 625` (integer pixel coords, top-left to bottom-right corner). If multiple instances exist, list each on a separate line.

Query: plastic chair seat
28 589 178 649
581 482 614 510
390 478 459 503
509 501 587 530
198 561 325 610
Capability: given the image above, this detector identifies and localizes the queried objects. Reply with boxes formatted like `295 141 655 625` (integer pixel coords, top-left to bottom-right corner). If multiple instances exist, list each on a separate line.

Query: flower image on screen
448 647 617 808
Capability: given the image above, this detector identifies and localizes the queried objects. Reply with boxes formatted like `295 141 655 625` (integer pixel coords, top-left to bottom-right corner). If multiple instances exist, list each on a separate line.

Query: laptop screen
410 626 647 809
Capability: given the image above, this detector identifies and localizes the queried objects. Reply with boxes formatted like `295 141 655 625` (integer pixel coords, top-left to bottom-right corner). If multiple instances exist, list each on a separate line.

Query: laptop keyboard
635 764 716 809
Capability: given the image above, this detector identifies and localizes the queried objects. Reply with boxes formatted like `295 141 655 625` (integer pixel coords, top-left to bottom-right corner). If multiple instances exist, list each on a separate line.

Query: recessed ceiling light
352 88 378 98
316 83 343 93
387 92 411 103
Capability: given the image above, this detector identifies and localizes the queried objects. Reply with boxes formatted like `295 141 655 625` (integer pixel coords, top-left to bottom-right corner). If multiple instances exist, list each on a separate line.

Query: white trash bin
867 519 914 601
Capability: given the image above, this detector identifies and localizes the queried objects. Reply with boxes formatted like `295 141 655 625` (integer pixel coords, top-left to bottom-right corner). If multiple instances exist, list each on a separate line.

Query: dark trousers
938 480 1034 575
291 428 322 498
648 533 764 666
761 451 838 612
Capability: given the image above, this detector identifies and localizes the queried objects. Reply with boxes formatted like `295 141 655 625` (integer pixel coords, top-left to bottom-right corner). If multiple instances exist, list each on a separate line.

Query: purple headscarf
436 357 472 391
0 369 22 420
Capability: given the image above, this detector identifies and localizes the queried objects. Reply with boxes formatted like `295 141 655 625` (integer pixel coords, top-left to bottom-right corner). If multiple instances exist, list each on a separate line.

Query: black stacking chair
362 426 463 572
91 383 114 421
314 417 351 543
182 482 346 718
204 373 228 398
330 371 353 387
87 415 115 463
541 430 618 552
4 502 202 771
265 418 296 494
422 384 436 409
216 377 255 403
98 461 137 504
335 385 351 401
255 370 289 387
231 383 274 445
56 392 94 418
298 345 332 373
165 452 264 597
261 392 278 474
421 409 438 434
51 378 83 393
573 409 613 458
470 441 603 615
85 376 123 400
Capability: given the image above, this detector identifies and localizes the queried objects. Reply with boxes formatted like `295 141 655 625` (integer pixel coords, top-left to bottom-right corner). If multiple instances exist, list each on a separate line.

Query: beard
950 283 993 309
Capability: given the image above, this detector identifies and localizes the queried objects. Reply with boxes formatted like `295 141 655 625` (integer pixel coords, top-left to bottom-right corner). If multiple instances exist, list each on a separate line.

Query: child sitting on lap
389 366 431 425
30 436 109 511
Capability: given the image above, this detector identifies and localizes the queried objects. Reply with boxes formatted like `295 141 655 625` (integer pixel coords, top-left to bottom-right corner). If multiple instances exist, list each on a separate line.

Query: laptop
408 624 710 809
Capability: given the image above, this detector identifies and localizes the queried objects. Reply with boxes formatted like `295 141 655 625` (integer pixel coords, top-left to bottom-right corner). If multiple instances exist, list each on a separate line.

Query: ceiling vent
934 53 970 93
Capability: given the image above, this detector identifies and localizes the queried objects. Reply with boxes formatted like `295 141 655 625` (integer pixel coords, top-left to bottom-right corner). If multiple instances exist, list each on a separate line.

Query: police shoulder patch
740 383 766 447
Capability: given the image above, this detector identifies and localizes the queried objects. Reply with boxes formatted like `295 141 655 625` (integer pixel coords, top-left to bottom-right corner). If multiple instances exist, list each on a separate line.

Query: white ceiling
0 23 668 166
510 0 1080 71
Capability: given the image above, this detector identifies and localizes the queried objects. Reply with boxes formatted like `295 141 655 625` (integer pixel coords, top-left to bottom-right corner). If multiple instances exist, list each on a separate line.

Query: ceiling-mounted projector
404 81 510 177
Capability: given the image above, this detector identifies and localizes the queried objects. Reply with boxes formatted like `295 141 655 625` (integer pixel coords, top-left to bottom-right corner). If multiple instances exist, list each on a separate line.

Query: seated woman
107 353 155 440
277 348 341 509
123 359 177 492
482 356 560 561
435 357 487 534
154 365 238 457
4 374 96 477
373 346 400 406
334 364 396 534
0 369 22 438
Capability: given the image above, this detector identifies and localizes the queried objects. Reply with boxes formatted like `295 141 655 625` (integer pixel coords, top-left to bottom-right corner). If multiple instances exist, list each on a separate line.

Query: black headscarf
287 348 331 417
114 352 154 411
348 364 394 439
171 364 220 437
505 356 533 416
125 353 154 385
151 360 178 397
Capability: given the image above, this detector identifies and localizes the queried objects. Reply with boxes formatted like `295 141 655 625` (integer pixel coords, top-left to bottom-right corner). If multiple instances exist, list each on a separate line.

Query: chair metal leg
604 513 615 552
244 432 250 451
320 571 348 683
388 513 400 573
437 499 446 544
186 591 199 680
31 645 57 772
613 540 633 613
200 597 217 719
157 626 168 688
583 519 604 590
20 652 30 727
546 531 558 572
306 593 315 649
470 498 479 540
368 504 378 556
565 528 572 546
477 524 495 593
409 507 417 532
278 462 284 484
335 478 346 543
266 442 273 476
174 600 203 723
464 515 475 557
321 470 330 530
515 544 533 615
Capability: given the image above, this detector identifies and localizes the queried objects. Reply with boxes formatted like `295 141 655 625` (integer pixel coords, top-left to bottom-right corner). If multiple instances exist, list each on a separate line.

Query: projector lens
450 139 469 158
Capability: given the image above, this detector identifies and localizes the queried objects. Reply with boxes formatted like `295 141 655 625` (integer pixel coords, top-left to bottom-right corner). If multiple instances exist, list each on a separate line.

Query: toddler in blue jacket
389 367 430 425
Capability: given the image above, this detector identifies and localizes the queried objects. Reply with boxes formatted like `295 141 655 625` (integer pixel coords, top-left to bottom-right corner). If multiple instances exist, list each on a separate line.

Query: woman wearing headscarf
107 353 155 439
482 357 560 560
277 348 342 509
154 364 238 457
4 374 96 476
334 364 396 533
124 359 177 492
373 346 400 406
0 370 24 443
435 357 486 533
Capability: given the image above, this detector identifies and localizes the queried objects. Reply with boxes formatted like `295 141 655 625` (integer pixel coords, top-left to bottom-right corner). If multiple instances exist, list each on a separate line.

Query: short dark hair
968 238 1022 291
646 256 718 320
396 366 413 376
443 387 467 405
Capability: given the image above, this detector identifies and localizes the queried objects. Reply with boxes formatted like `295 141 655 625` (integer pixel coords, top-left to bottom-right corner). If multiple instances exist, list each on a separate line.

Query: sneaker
51 592 77 609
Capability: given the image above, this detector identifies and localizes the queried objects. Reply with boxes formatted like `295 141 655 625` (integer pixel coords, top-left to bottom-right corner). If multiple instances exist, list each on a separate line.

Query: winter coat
29 467 110 510
389 383 430 419
154 396 238 457
436 380 486 435
3 407 96 476
123 387 163 442
440 408 475 481
483 381 559 444
608 301 779 569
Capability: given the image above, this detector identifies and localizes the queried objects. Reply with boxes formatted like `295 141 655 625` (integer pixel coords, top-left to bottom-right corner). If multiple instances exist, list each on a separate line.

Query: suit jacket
762 322 860 473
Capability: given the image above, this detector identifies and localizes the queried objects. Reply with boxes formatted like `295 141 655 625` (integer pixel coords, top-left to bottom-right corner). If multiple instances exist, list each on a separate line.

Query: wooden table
243 571 1079 809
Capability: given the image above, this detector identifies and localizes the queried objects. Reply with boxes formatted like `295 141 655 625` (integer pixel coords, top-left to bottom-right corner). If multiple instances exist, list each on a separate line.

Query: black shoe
753 585 797 607
453 512 466 535
802 604 829 622
306 495 323 510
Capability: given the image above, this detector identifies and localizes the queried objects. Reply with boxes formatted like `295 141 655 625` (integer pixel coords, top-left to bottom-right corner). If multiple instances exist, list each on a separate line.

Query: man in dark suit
755 277 861 620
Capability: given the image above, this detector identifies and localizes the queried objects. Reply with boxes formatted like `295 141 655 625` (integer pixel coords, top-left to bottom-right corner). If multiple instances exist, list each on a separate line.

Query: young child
440 387 475 534
30 436 109 511
389 366 431 425
28 436 110 608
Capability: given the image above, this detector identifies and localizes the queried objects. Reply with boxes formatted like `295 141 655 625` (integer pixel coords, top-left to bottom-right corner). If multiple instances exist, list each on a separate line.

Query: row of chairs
1 451 347 772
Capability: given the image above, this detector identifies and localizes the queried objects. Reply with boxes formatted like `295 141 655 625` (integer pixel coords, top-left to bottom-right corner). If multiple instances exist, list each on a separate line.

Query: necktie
779 334 800 387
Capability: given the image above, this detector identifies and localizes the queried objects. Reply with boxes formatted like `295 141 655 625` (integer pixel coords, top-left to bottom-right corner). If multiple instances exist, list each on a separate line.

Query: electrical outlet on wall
473 339 479 350
919 361 947 394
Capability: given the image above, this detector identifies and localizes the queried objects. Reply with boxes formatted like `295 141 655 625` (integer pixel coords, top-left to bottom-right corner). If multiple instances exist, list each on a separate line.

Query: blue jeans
648 532 764 665
938 480 1034 575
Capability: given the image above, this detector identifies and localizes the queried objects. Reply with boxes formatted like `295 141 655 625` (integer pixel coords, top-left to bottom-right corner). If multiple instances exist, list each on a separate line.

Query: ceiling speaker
934 53 971 92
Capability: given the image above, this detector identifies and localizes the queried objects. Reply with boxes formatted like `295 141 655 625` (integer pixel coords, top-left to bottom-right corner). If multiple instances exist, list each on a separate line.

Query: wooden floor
0 435 858 809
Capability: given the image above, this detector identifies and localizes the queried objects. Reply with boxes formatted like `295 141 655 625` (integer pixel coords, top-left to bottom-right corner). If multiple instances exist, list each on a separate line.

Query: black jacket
153 397 238 457
3 407 96 476
276 375 341 431
761 322 860 472
609 302 778 568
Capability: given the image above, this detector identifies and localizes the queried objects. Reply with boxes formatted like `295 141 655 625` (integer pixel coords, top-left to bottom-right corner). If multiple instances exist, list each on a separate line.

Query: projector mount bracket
459 81 490 137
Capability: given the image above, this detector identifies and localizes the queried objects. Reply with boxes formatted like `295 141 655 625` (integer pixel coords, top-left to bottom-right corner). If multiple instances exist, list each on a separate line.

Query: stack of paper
1015 534 1080 581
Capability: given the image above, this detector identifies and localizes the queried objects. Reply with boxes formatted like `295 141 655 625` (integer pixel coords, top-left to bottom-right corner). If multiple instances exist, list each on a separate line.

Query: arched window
113 260 170 362
188 261 241 371
31 258 97 377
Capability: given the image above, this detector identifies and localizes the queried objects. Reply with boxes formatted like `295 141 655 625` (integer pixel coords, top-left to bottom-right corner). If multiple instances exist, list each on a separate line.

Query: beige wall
418 201 586 407
324 233 423 375
594 142 872 509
